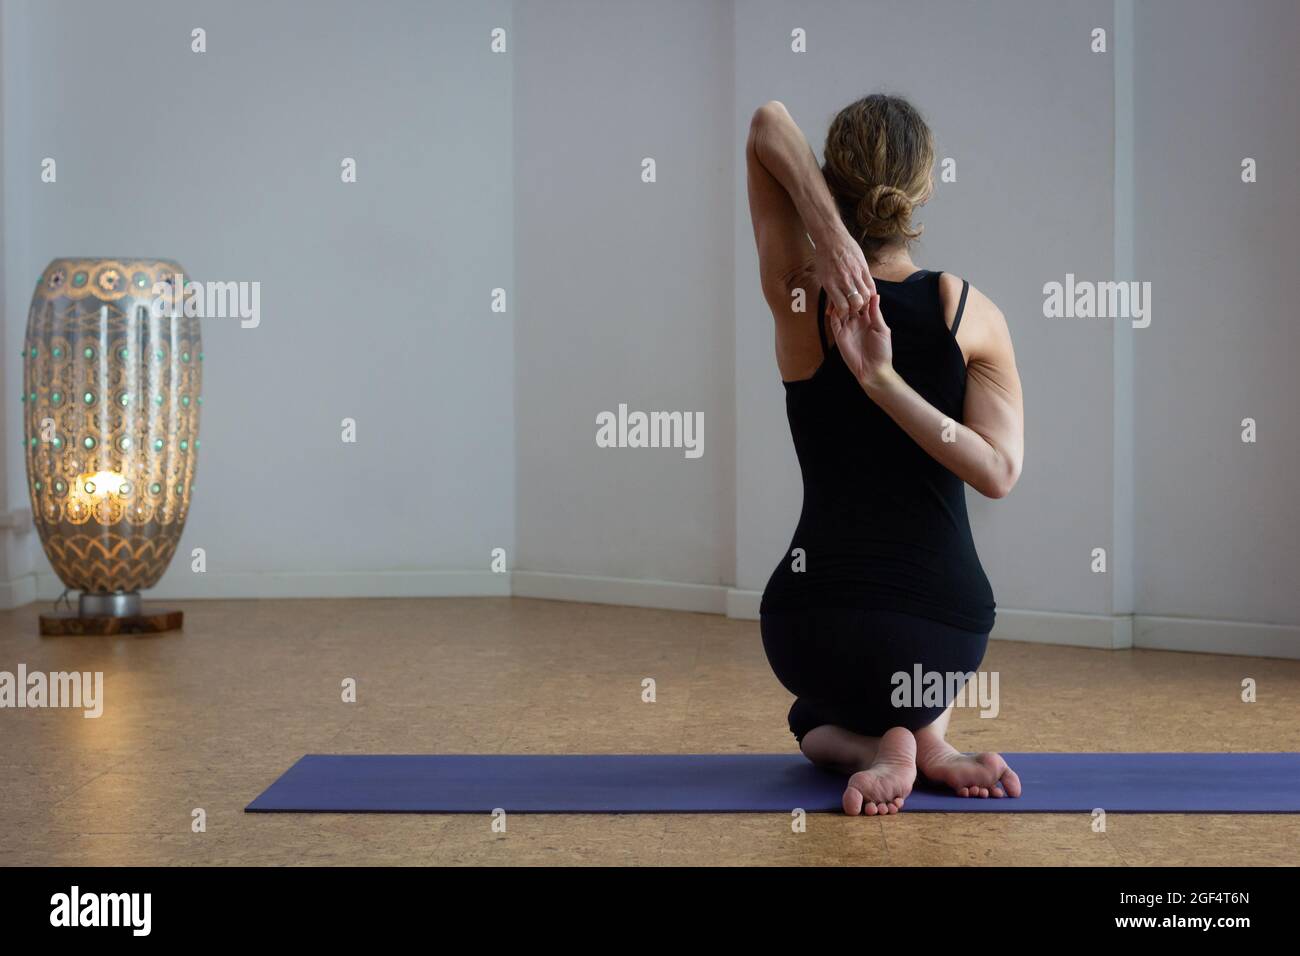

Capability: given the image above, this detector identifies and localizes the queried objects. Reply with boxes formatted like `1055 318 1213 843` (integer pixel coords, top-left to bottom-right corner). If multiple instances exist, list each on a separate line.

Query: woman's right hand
813 224 875 320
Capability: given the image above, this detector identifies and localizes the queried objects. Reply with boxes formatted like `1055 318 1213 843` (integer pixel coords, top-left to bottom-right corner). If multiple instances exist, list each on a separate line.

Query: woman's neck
866 246 917 280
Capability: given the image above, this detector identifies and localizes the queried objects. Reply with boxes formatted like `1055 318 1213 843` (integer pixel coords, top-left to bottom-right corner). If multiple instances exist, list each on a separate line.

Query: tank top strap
952 279 971 335
932 271 971 335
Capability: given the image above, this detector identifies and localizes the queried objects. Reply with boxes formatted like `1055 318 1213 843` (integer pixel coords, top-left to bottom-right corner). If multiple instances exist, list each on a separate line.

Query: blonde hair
822 94 934 256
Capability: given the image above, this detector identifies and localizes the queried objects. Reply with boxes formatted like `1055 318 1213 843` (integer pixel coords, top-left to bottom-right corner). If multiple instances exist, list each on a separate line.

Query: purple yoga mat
245 752 1300 813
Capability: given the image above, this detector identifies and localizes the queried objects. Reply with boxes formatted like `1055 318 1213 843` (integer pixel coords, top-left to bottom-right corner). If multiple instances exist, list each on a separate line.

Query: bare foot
841 727 917 816
914 729 1022 798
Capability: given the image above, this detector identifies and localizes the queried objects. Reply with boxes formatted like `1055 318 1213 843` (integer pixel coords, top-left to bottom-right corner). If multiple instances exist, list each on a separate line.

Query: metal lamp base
40 591 183 636
79 591 142 618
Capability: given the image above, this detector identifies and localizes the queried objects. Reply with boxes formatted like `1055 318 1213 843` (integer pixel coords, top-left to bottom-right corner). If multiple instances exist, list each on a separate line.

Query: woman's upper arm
959 286 1025 497
746 104 815 304
746 105 823 379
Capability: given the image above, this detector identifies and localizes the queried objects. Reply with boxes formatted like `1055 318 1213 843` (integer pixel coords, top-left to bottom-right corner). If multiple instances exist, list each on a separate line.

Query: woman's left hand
827 292 896 392
812 225 876 321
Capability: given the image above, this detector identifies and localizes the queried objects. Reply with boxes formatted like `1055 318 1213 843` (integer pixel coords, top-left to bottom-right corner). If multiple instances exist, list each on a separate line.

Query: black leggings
760 606 990 743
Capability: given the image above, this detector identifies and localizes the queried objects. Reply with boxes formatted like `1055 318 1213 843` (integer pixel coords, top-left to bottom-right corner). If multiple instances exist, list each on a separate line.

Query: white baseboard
725 588 762 620
6 570 1296 659
726 590 1133 648
30 569 511 602
992 607 1133 650
1134 614 1300 660
723 588 1298 659
0 574 37 611
512 570 727 614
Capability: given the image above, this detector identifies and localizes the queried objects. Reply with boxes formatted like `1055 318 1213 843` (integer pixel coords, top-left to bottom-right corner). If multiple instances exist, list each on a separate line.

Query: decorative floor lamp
23 257 201 635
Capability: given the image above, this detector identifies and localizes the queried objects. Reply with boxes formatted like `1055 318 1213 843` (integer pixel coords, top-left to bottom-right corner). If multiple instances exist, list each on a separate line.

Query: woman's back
759 270 996 632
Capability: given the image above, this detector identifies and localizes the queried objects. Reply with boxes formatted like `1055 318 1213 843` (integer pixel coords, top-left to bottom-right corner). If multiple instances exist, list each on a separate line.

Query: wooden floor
2 596 1298 866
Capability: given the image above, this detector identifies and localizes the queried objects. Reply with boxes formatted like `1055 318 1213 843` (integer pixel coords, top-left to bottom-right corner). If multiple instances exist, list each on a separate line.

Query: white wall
3 0 514 597
0 0 39 605
512 0 735 586
734 0 1118 620
2 1 1295 654
0 1 13 600
1132 0 1300 626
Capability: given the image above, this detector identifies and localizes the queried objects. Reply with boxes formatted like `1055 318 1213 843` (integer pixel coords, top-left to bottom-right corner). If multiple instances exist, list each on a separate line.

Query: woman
746 95 1025 816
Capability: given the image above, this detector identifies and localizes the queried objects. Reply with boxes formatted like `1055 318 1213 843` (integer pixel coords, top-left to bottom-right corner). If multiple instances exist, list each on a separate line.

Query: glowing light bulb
80 470 126 498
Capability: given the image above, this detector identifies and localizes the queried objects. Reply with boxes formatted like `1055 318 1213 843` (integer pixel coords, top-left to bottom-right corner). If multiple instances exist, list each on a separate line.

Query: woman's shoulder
936 272 1004 332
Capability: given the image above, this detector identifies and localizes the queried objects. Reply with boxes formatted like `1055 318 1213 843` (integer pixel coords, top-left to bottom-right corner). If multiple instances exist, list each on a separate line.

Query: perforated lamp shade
23 258 201 596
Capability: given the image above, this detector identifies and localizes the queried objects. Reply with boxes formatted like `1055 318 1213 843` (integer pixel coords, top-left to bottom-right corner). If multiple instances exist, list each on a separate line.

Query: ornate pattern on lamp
23 257 201 619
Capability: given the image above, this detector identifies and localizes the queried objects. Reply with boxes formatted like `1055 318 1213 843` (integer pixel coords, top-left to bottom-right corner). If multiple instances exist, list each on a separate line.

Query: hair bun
822 93 933 252
857 185 917 239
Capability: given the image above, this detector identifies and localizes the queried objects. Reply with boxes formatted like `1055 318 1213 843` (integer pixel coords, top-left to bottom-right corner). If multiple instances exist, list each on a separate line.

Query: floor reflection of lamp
24 257 201 635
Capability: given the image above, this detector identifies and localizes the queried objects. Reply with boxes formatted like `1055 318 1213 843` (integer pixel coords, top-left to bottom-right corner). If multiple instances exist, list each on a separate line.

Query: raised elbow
979 480 1010 500
979 457 1021 499
750 100 788 133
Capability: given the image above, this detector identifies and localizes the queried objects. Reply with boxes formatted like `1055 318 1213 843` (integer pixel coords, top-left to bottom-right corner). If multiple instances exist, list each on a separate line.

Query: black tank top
759 270 996 632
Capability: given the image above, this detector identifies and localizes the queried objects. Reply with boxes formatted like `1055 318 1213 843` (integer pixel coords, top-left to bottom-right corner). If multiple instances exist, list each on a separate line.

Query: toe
1001 766 1023 798
842 786 865 816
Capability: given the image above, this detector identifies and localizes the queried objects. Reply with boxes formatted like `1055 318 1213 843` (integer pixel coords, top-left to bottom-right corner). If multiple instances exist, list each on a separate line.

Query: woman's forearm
750 101 844 243
863 368 1017 499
